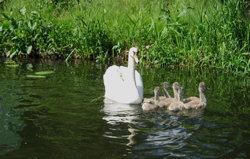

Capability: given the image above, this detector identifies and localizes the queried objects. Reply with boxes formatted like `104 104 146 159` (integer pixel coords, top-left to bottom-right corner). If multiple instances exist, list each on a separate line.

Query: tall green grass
0 0 249 74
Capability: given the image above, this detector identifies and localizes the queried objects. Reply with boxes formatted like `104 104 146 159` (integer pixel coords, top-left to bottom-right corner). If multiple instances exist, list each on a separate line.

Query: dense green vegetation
0 0 249 74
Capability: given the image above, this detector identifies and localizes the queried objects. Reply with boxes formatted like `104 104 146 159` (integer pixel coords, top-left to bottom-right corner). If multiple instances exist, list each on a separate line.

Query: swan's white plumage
103 47 143 104
103 66 143 104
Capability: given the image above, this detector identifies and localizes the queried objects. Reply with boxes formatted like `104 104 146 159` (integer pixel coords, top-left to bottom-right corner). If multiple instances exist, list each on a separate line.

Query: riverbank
0 0 249 74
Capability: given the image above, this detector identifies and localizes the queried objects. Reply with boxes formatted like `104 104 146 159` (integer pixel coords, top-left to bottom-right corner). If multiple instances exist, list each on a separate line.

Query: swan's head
199 82 207 92
129 47 139 63
172 82 181 90
163 82 172 89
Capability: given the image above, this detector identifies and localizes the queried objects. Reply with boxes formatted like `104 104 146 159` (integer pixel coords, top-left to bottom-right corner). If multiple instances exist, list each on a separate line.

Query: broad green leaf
10 51 18 59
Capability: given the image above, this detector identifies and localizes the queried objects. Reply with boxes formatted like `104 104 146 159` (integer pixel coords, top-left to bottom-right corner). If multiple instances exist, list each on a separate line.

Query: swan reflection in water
102 102 141 146
102 101 205 157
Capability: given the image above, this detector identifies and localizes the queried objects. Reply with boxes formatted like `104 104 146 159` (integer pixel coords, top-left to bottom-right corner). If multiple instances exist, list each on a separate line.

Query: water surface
0 60 249 159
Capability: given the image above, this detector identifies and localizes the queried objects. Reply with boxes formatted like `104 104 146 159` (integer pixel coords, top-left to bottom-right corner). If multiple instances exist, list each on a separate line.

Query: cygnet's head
142 102 156 111
163 82 172 89
178 87 185 96
129 47 139 63
199 82 207 92
172 82 181 90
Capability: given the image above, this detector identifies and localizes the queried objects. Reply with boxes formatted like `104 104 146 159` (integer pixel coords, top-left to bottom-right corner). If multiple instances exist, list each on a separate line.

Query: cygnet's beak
176 85 181 89
133 54 139 63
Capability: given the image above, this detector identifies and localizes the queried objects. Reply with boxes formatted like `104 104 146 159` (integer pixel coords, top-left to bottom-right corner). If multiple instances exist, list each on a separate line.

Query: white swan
103 47 143 104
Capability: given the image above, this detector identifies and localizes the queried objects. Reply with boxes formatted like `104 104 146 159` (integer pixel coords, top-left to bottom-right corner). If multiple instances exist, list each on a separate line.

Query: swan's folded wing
103 65 124 98
184 100 199 109
184 97 198 103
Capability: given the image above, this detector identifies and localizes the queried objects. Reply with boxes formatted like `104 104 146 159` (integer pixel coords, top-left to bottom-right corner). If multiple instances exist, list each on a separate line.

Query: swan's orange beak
134 54 139 63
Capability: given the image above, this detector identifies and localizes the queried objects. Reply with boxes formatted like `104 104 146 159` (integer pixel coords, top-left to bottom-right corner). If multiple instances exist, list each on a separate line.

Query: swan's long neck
128 55 136 87
176 90 183 102
178 92 183 102
154 91 159 101
199 90 206 103
163 88 171 98
173 87 178 100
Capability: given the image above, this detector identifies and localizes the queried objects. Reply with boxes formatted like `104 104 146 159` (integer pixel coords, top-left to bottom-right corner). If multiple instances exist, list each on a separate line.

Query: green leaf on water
6 64 19 68
5 60 19 67
34 71 54 75
4 60 16 65
26 75 46 78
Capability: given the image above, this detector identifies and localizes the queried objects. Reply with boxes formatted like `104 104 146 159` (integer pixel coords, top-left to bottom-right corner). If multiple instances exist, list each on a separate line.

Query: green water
0 60 249 159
